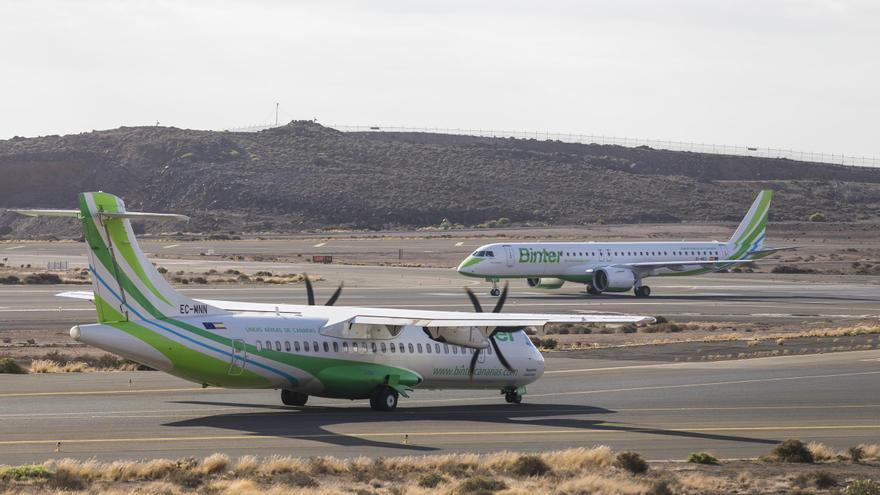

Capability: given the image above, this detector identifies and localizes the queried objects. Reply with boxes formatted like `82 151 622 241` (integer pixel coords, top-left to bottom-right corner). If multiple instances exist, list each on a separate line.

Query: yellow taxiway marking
3 425 880 447
0 387 205 398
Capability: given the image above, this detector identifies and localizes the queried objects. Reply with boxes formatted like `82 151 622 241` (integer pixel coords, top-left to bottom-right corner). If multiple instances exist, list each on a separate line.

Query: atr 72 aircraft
14 192 649 411
458 190 785 297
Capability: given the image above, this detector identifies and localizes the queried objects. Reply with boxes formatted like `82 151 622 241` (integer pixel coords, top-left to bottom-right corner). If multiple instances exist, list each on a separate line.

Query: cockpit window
473 250 492 257
485 250 494 257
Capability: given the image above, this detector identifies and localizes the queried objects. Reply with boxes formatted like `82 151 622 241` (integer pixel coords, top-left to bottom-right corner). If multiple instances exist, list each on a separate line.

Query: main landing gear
585 284 601 295
634 285 651 297
502 386 523 404
281 389 309 406
370 386 399 411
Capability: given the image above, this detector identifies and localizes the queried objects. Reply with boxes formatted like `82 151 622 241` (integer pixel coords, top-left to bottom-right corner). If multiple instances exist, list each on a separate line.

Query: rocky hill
1 121 879 237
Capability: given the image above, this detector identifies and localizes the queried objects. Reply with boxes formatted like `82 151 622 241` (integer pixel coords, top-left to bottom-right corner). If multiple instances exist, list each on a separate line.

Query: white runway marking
313 242 326 247
4 246 25 250
162 244 180 249
455 242 463 246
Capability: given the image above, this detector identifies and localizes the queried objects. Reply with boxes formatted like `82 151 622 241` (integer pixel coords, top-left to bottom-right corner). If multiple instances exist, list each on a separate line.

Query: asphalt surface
1 350 878 464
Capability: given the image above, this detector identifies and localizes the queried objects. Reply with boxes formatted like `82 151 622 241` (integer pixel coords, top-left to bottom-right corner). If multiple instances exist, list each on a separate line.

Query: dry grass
28 359 62 373
808 442 841 462
2 445 879 495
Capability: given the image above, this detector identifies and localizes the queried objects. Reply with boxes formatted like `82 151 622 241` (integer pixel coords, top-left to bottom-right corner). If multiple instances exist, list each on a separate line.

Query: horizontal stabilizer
11 209 188 222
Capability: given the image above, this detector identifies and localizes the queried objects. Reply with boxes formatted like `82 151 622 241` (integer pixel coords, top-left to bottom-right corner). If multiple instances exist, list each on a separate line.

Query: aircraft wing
57 292 651 326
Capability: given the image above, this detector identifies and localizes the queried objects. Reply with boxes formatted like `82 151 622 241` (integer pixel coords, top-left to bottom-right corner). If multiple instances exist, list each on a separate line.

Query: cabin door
503 245 515 267
229 339 246 376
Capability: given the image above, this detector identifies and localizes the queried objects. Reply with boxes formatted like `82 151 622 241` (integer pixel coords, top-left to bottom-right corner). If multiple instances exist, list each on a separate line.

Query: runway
1 350 878 464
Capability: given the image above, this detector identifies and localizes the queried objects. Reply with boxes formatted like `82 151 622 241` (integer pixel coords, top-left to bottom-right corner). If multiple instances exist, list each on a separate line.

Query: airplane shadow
165 401 779 453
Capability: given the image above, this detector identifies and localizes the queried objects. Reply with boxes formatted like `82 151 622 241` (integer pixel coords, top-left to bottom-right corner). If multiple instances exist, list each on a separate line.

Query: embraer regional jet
13 192 649 411
458 190 786 297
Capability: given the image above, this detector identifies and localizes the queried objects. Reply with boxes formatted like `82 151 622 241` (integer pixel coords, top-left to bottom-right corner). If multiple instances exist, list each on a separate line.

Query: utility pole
275 102 279 126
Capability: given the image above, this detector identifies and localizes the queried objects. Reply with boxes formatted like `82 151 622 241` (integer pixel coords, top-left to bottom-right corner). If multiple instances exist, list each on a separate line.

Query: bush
0 275 20 284
618 324 638 334
646 479 674 495
276 471 318 488
456 476 506 493
844 480 880 495
652 315 668 324
511 455 551 477
615 451 648 474
687 452 719 465
23 273 62 284
849 446 865 463
0 464 52 481
0 358 25 374
809 212 827 222
771 439 814 463
813 470 837 489
418 472 446 488
771 265 815 274
191 276 208 284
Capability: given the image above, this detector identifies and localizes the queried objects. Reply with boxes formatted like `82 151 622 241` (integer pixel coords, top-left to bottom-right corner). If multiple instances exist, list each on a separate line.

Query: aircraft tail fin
727 189 772 259
15 193 229 323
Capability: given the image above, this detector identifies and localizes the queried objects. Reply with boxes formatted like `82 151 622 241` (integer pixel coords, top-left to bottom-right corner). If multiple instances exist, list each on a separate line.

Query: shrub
157 267 168 274
191 276 208 284
541 338 557 349
771 439 814 463
652 315 668 324
849 446 865 463
809 212 827 222
418 472 446 488
813 470 837 489
687 452 719 465
23 273 62 284
29 359 61 373
615 451 648 474
0 464 52 481
511 455 551 477
276 471 318 488
844 480 880 495
0 358 25 374
0 275 20 284
647 479 674 495
618 324 638 334
456 476 506 493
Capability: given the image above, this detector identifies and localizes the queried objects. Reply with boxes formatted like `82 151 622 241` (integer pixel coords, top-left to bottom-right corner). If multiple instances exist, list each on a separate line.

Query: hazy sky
1 0 878 156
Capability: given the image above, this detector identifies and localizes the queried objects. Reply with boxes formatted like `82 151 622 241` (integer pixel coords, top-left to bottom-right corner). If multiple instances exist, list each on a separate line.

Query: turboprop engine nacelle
526 277 565 289
422 326 490 349
593 267 636 292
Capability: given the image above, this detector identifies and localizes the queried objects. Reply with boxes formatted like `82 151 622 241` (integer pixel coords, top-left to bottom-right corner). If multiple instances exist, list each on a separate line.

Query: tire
505 392 523 404
370 387 399 411
281 389 308 406
642 286 651 297
490 288 500 296
586 284 601 295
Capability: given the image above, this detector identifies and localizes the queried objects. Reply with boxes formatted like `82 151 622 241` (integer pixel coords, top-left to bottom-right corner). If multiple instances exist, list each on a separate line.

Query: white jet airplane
458 190 789 297
13 192 650 411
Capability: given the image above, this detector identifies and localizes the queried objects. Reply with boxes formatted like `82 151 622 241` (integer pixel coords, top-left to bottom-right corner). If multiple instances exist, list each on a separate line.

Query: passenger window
342 342 349 352
435 343 441 354
323 342 329 352
294 341 301 352
390 343 396 353
304 341 310 351
352 342 358 352
452 346 458 354
425 343 431 354
313 341 319 352
417 343 423 353
256 341 262 351
275 341 281 351
381 342 387 353
284 341 291 352
333 342 339 352
372 342 378 353
409 343 415 353
265 340 272 350
399 343 406 353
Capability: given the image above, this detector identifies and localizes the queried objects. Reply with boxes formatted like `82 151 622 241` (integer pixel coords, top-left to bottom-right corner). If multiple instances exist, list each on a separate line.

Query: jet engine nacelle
526 277 565 289
592 267 636 292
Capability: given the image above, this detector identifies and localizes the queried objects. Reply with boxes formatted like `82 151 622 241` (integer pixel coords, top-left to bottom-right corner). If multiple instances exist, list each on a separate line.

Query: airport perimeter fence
224 123 880 169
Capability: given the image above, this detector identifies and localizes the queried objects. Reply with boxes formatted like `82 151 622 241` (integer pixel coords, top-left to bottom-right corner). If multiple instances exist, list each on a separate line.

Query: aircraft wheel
505 391 523 404
369 387 399 411
281 389 308 406
586 284 601 295
490 288 501 297
634 286 651 297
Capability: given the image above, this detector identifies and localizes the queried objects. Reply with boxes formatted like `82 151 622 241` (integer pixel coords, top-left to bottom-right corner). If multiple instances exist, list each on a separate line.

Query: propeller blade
304 274 315 306
464 287 483 313
490 335 514 372
324 282 344 306
468 348 481 379
492 283 509 313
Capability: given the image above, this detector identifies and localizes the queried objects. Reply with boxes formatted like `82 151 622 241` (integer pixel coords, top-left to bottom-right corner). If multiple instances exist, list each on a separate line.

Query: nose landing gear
502 386 523 404
489 278 501 296
281 389 309 406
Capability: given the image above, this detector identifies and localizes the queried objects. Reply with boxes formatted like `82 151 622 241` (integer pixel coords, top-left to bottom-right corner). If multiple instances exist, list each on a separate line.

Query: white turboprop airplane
13 192 650 411
458 190 788 297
